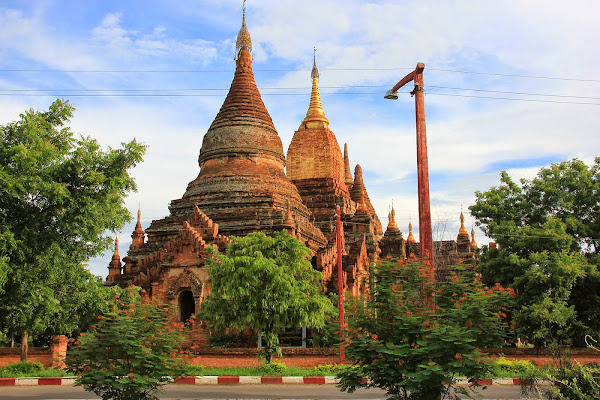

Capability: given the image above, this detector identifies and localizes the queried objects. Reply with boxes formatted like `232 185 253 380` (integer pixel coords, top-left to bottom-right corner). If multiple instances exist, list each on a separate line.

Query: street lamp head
384 89 399 100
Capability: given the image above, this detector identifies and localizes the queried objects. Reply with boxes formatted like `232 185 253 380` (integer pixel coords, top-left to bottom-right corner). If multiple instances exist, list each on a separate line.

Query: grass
0 358 557 379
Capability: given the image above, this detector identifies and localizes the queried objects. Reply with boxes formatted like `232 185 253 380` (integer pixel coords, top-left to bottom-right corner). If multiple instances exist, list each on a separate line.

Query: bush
312 363 362 376
66 286 188 400
0 361 67 378
490 357 539 378
547 361 600 399
338 259 514 400
259 362 286 375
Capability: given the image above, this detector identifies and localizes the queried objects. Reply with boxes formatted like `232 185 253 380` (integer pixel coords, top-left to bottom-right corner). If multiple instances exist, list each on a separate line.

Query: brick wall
0 335 67 368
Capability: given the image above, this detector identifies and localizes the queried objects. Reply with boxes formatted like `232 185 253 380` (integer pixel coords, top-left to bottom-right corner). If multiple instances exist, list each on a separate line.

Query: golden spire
386 202 399 232
471 226 478 248
407 219 416 243
301 47 329 128
459 210 468 236
235 0 252 58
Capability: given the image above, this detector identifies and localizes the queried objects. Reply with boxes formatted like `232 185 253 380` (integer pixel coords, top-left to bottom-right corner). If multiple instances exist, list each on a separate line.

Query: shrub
547 360 600 399
490 357 539 378
259 362 287 375
338 259 514 400
66 286 188 400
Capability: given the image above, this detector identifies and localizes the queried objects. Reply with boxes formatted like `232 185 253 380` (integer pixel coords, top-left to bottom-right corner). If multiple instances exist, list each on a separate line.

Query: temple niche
106 5 479 347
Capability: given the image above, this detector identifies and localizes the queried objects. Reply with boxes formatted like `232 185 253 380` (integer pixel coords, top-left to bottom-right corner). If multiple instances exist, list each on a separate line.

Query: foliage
66 286 187 400
258 361 287 375
308 293 340 348
546 361 600 399
0 361 68 378
338 259 513 400
470 159 600 346
311 363 362 376
488 357 540 378
0 99 146 358
0 363 67 378
200 230 335 363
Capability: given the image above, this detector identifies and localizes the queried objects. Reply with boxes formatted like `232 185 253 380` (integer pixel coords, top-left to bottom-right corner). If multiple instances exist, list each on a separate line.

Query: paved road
0 384 548 399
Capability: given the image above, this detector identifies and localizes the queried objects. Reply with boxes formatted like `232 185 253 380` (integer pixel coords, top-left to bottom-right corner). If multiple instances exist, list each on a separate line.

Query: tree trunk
10 332 14 348
20 331 28 362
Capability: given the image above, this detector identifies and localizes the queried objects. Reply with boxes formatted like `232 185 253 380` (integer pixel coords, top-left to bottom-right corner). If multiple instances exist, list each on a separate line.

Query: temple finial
386 201 399 232
459 210 468 235
471 225 478 248
301 47 328 128
311 47 319 79
236 0 252 57
407 217 416 243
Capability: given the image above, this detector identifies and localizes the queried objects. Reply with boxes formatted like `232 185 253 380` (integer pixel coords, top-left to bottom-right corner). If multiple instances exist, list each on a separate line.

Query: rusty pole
336 205 345 363
385 63 433 263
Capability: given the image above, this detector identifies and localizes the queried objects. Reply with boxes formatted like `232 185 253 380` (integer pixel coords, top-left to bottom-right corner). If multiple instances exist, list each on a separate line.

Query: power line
2 91 599 106
2 67 599 83
2 85 599 101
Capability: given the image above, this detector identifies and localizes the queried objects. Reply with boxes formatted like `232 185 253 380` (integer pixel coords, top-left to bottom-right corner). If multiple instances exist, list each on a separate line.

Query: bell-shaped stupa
167 5 325 249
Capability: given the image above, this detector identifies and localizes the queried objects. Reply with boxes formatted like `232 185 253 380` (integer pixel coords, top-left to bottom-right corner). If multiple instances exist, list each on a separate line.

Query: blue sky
2 0 600 278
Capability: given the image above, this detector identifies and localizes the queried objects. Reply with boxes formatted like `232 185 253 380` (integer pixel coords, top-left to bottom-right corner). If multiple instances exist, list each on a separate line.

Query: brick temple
106 7 477 344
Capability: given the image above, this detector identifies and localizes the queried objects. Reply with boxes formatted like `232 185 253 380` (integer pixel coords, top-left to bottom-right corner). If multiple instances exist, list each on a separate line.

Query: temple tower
287 51 352 237
147 6 325 250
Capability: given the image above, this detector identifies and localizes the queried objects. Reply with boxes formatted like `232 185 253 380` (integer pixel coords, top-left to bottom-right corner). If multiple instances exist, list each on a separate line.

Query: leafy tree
338 259 513 400
470 159 600 346
66 286 187 400
200 230 335 363
0 100 146 359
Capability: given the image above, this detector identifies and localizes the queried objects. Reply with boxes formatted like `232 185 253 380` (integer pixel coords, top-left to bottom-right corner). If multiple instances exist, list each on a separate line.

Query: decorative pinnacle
311 47 319 79
459 211 468 235
111 237 120 260
301 48 329 127
235 0 252 56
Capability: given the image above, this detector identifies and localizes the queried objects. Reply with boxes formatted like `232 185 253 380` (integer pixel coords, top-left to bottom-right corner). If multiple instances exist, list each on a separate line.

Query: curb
0 376 554 386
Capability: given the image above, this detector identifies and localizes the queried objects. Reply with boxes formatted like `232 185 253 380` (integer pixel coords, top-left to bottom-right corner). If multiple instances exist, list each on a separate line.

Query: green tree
0 100 146 359
470 159 600 346
200 230 334 363
66 286 187 400
338 259 512 400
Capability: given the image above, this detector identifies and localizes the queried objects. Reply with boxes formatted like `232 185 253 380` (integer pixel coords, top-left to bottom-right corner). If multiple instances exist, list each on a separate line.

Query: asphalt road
0 384 548 399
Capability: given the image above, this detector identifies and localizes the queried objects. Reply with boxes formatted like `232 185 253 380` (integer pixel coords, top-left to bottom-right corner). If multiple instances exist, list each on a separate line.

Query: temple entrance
178 290 195 322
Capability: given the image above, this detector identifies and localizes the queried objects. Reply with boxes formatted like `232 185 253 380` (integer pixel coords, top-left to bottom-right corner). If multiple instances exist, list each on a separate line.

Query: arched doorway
178 290 195 322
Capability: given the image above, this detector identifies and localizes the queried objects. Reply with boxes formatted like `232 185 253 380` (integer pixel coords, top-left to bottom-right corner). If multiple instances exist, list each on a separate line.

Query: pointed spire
235 0 252 57
350 164 365 204
130 207 145 250
458 210 468 236
112 237 120 261
407 219 416 243
386 202 399 232
301 47 329 128
344 143 353 188
471 226 478 249
107 236 122 281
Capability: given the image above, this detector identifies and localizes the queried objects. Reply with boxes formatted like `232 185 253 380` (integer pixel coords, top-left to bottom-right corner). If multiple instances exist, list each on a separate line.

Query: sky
1 0 599 278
